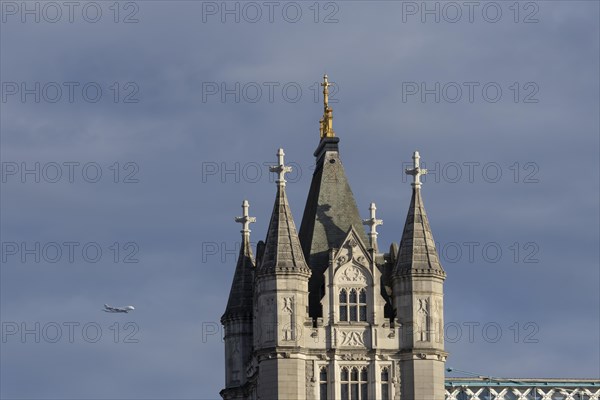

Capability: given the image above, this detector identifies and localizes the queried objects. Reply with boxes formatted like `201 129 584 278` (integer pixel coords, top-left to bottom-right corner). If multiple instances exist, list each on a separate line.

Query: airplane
103 304 135 313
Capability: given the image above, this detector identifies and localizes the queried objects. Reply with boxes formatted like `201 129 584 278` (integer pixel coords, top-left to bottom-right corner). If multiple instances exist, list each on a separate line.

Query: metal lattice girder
583 389 600 400
513 388 533 399
445 385 600 400
489 388 508 399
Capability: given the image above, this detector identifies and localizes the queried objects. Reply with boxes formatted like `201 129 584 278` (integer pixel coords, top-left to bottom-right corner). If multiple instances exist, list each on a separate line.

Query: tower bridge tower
221 75 447 400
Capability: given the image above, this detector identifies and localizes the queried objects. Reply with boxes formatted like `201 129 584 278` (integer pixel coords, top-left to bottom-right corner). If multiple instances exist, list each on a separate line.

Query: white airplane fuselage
103 304 135 313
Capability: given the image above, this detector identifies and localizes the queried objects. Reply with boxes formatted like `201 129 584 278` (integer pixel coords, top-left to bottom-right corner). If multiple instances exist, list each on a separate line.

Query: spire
363 202 383 252
394 151 445 278
259 149 311 276
319 74 335 139
222 200 256 322
299 80 369 316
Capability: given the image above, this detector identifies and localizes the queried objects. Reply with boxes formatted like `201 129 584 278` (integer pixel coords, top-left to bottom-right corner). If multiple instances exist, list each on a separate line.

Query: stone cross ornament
235 199 256 234
269 148 293 186
405 150 428 188
363 202 383 250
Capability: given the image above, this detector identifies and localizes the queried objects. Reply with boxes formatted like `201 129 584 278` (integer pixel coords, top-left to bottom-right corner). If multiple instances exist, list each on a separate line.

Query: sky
0 1 599 399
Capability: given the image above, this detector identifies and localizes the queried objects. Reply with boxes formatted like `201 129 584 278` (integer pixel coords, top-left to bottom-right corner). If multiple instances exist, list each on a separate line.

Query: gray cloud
1 1 598 398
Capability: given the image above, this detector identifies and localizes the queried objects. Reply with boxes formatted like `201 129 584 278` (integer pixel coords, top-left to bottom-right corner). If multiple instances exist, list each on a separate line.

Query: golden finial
322 74 330 109
320 74 335 139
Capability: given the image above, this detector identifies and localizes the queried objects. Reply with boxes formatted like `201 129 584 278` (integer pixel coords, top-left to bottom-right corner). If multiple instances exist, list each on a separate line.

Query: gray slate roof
298 137 369 316
258 185 311 276
394 187 445 277
221 233 255 322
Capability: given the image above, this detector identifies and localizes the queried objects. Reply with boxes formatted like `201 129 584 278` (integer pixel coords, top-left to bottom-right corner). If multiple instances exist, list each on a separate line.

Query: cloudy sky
1 1 598 399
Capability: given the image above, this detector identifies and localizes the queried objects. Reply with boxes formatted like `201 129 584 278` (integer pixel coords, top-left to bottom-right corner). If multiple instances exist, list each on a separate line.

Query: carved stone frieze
339 330 365 346
340 353 368 361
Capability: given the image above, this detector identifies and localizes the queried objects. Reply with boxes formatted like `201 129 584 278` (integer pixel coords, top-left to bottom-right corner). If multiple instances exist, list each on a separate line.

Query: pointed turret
253 148 311 399
258 148 311 277
221 200 256 399
299 75 369 317
394 151 445 277
222 200 256 321
393 151 447 400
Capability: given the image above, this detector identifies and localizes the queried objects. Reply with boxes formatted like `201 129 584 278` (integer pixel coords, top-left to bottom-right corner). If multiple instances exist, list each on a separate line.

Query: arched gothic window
381 367 389 400
319 367 328 399
339 288 367 322
340 366 368 400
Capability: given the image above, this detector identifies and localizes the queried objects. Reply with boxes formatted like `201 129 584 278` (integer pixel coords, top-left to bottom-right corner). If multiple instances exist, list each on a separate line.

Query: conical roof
222 231 255 322
222 200 256 322
298 137 369 316
258 150 311 277
299 138 369 264
394 157 445 278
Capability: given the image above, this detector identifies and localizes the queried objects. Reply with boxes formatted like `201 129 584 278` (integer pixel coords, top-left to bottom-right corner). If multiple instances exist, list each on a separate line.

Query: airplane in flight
103 304 135 313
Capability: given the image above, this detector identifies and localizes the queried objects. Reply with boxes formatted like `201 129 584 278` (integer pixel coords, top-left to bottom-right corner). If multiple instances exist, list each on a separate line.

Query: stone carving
340 353 368 361
417 297 430 342
282 297 294 313
282 325 293 341
434 298 442 313
394 362 402 400
339 266 367 284
282 297 295 341
337 255 348 266
335 231 372 271
418 298 430 315
245 360 256 378
305 363 315 398
339 330 365 346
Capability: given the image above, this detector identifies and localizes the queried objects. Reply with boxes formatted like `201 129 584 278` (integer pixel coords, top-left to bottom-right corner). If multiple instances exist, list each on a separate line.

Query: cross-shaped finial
269 148 292 186
363 202 383 251
235 200 256 235
405 151 428 188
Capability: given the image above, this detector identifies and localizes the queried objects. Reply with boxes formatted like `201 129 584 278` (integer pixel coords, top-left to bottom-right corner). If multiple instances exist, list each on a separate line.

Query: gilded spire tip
319 74 335 139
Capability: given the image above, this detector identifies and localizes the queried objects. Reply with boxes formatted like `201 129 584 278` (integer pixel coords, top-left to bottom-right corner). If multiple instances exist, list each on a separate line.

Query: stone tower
221 200 256 399
220 75 447 400
392 151 447 400
253 148 312 399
